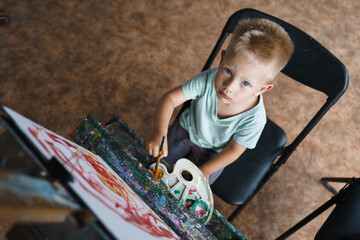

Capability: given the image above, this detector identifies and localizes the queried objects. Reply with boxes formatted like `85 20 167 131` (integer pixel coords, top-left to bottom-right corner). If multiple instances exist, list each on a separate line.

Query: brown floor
0 0 359 239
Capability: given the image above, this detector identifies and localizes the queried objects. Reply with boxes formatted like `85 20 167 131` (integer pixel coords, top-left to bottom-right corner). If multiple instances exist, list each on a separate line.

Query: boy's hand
146 133 168 158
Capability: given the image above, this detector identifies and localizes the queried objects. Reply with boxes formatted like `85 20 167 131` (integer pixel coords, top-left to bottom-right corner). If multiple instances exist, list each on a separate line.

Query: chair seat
211 118 287 205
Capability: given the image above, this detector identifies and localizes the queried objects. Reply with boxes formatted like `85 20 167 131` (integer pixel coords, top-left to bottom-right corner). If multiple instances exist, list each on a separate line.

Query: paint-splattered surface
71 114 247 240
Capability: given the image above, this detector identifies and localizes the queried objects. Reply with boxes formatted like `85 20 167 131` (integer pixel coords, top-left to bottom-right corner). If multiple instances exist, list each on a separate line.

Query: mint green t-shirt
179 68 266 152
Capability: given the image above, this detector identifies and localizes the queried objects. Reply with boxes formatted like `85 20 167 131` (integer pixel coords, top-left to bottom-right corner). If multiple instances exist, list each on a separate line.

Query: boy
146 18 294 184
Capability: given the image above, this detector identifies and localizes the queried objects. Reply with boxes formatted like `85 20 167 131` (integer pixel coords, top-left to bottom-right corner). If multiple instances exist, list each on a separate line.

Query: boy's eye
224 68 232 75
242 81 250 87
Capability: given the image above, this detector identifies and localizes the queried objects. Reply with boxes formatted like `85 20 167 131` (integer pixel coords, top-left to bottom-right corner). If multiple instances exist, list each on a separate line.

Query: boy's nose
224 78 236 91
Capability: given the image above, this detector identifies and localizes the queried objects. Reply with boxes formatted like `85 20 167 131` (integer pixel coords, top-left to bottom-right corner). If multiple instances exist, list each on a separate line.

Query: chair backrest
197 8 349 166
314 183 360 240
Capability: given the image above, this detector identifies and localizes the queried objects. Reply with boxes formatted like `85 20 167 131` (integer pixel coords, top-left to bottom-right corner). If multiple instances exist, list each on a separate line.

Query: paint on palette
189 200 209 222
148 159 214 224
3 107 180 240
188 186 197 195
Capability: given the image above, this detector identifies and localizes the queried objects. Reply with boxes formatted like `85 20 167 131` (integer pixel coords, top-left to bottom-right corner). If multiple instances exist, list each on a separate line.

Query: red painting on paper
4 106 179 240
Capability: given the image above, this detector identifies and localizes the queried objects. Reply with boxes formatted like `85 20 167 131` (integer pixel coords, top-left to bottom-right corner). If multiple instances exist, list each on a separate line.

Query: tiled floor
0 1 359 239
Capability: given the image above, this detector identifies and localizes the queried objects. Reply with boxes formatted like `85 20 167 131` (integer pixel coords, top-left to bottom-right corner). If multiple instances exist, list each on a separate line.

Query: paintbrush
154 136 165 175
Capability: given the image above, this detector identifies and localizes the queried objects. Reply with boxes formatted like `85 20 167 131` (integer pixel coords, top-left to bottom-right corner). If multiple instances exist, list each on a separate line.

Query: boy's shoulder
185 68 218 88
182 68 218 100
203 67 218 77
191 68 218 80
196 68 218 86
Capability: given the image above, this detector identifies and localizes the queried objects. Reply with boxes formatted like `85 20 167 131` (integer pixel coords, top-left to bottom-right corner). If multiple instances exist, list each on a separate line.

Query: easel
0 114 105 239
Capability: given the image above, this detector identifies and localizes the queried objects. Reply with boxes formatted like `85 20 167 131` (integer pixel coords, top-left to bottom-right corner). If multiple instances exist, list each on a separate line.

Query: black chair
320 177 354 195
276 177 360 240
175 8 349 222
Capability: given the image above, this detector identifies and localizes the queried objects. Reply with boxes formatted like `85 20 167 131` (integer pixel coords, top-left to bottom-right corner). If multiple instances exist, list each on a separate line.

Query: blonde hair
227 18 294 74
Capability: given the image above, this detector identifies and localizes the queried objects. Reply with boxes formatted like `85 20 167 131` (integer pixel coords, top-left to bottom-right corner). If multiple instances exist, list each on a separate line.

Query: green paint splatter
91 129 101 141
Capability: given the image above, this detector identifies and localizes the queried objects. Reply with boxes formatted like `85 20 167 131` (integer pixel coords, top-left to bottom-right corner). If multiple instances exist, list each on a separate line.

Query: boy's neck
217 95 260 119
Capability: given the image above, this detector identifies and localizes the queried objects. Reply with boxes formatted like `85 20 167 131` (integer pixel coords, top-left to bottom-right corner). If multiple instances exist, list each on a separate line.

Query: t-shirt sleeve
233 120 266 149
181 70 209 100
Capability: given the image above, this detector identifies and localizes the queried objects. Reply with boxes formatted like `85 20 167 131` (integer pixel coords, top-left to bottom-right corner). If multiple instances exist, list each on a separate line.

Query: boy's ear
256 83 273 95
220 49 226 64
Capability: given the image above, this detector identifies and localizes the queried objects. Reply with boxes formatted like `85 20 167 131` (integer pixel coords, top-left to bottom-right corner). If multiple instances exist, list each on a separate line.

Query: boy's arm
146 86 187 158
199 139 246 182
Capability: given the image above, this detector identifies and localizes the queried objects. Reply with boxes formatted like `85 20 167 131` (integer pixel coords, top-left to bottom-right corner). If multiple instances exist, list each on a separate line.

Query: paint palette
150 158 214 224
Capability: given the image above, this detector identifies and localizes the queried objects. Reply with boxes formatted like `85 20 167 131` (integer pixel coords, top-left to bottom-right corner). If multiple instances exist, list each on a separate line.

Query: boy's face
214 50 275 107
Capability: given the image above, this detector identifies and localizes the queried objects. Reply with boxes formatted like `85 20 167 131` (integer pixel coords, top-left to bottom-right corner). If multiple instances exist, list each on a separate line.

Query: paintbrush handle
159 136 165 152
154 136 165 175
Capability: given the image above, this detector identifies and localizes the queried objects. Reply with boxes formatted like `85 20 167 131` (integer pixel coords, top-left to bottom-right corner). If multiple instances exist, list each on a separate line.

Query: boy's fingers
162 145 168 158
153 148 159 158
148 148 153 156
159 151 166 159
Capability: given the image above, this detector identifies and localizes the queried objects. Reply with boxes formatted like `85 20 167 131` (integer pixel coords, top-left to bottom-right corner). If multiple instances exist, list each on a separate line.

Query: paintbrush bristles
154 153 162 174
